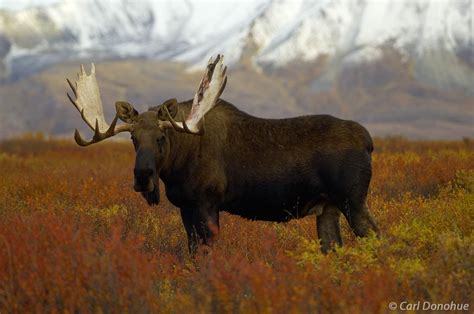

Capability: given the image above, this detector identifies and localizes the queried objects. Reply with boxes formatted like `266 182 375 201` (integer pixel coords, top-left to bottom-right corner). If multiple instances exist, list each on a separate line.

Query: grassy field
0 135 473 313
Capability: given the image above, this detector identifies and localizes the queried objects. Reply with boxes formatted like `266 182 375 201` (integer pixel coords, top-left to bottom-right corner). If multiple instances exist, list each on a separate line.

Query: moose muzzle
133 148 156 193
134 168 155 192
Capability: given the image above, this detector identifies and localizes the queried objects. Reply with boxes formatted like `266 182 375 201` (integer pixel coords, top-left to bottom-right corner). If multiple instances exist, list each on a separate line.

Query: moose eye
157 136 165 145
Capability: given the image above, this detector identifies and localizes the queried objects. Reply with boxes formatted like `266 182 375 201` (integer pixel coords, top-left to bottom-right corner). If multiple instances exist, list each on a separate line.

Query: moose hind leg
337 152 379 238
317 204 343 253
348 200 379 238
339 193 379 238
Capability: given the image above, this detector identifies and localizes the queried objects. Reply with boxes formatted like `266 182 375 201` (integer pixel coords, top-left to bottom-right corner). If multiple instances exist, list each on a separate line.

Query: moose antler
162 54 227 135
67 63 132 146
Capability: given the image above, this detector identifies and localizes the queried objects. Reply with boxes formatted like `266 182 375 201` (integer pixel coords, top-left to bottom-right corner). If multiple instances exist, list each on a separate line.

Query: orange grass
0 134 473 313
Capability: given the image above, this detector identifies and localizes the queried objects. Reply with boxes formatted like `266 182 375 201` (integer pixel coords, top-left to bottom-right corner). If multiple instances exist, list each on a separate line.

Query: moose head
67 56 227 205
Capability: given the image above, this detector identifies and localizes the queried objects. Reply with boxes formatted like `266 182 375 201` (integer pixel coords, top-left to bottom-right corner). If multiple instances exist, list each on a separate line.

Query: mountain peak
0 0 471 92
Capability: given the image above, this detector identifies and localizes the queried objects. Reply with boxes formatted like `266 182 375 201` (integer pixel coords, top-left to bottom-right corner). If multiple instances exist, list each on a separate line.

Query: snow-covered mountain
0 0 472 140
0 0 472 90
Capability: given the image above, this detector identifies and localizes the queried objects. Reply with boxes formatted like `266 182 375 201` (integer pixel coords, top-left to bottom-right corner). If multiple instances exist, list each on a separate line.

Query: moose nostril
133 168 155 193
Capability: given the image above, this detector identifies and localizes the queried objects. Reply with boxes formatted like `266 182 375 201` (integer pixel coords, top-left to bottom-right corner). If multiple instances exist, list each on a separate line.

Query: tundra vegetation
0 134 472 312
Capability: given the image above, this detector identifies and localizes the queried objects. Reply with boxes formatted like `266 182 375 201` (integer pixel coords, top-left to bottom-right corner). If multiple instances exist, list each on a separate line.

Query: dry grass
0 134 473 313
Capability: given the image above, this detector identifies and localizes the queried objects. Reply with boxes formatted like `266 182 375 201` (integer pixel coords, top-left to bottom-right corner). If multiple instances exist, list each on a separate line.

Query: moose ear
115 101 138 123
158 98 178 120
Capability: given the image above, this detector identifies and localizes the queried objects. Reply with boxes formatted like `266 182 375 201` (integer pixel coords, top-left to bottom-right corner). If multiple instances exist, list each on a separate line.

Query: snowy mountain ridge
0 0 471 83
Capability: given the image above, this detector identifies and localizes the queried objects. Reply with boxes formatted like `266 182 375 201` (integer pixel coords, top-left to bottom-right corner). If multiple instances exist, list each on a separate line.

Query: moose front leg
180 208 198 255
180 207 219 256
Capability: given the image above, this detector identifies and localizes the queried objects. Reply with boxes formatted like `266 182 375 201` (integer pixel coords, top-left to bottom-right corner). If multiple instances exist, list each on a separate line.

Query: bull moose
66 55 379 254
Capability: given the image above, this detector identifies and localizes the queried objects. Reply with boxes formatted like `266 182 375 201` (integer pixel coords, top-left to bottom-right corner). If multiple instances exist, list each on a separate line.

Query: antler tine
74 129 90 146
66 91 77 107
217 70 227 100
162 105 183 130
161 102 203 135
66 78 77 97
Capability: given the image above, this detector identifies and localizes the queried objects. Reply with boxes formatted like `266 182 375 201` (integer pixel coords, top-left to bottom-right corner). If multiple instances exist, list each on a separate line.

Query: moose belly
223 181 328 222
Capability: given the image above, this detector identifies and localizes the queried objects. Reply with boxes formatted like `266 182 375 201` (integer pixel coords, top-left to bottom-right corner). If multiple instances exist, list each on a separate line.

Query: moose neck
158 101 210 185
159 128 201 185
